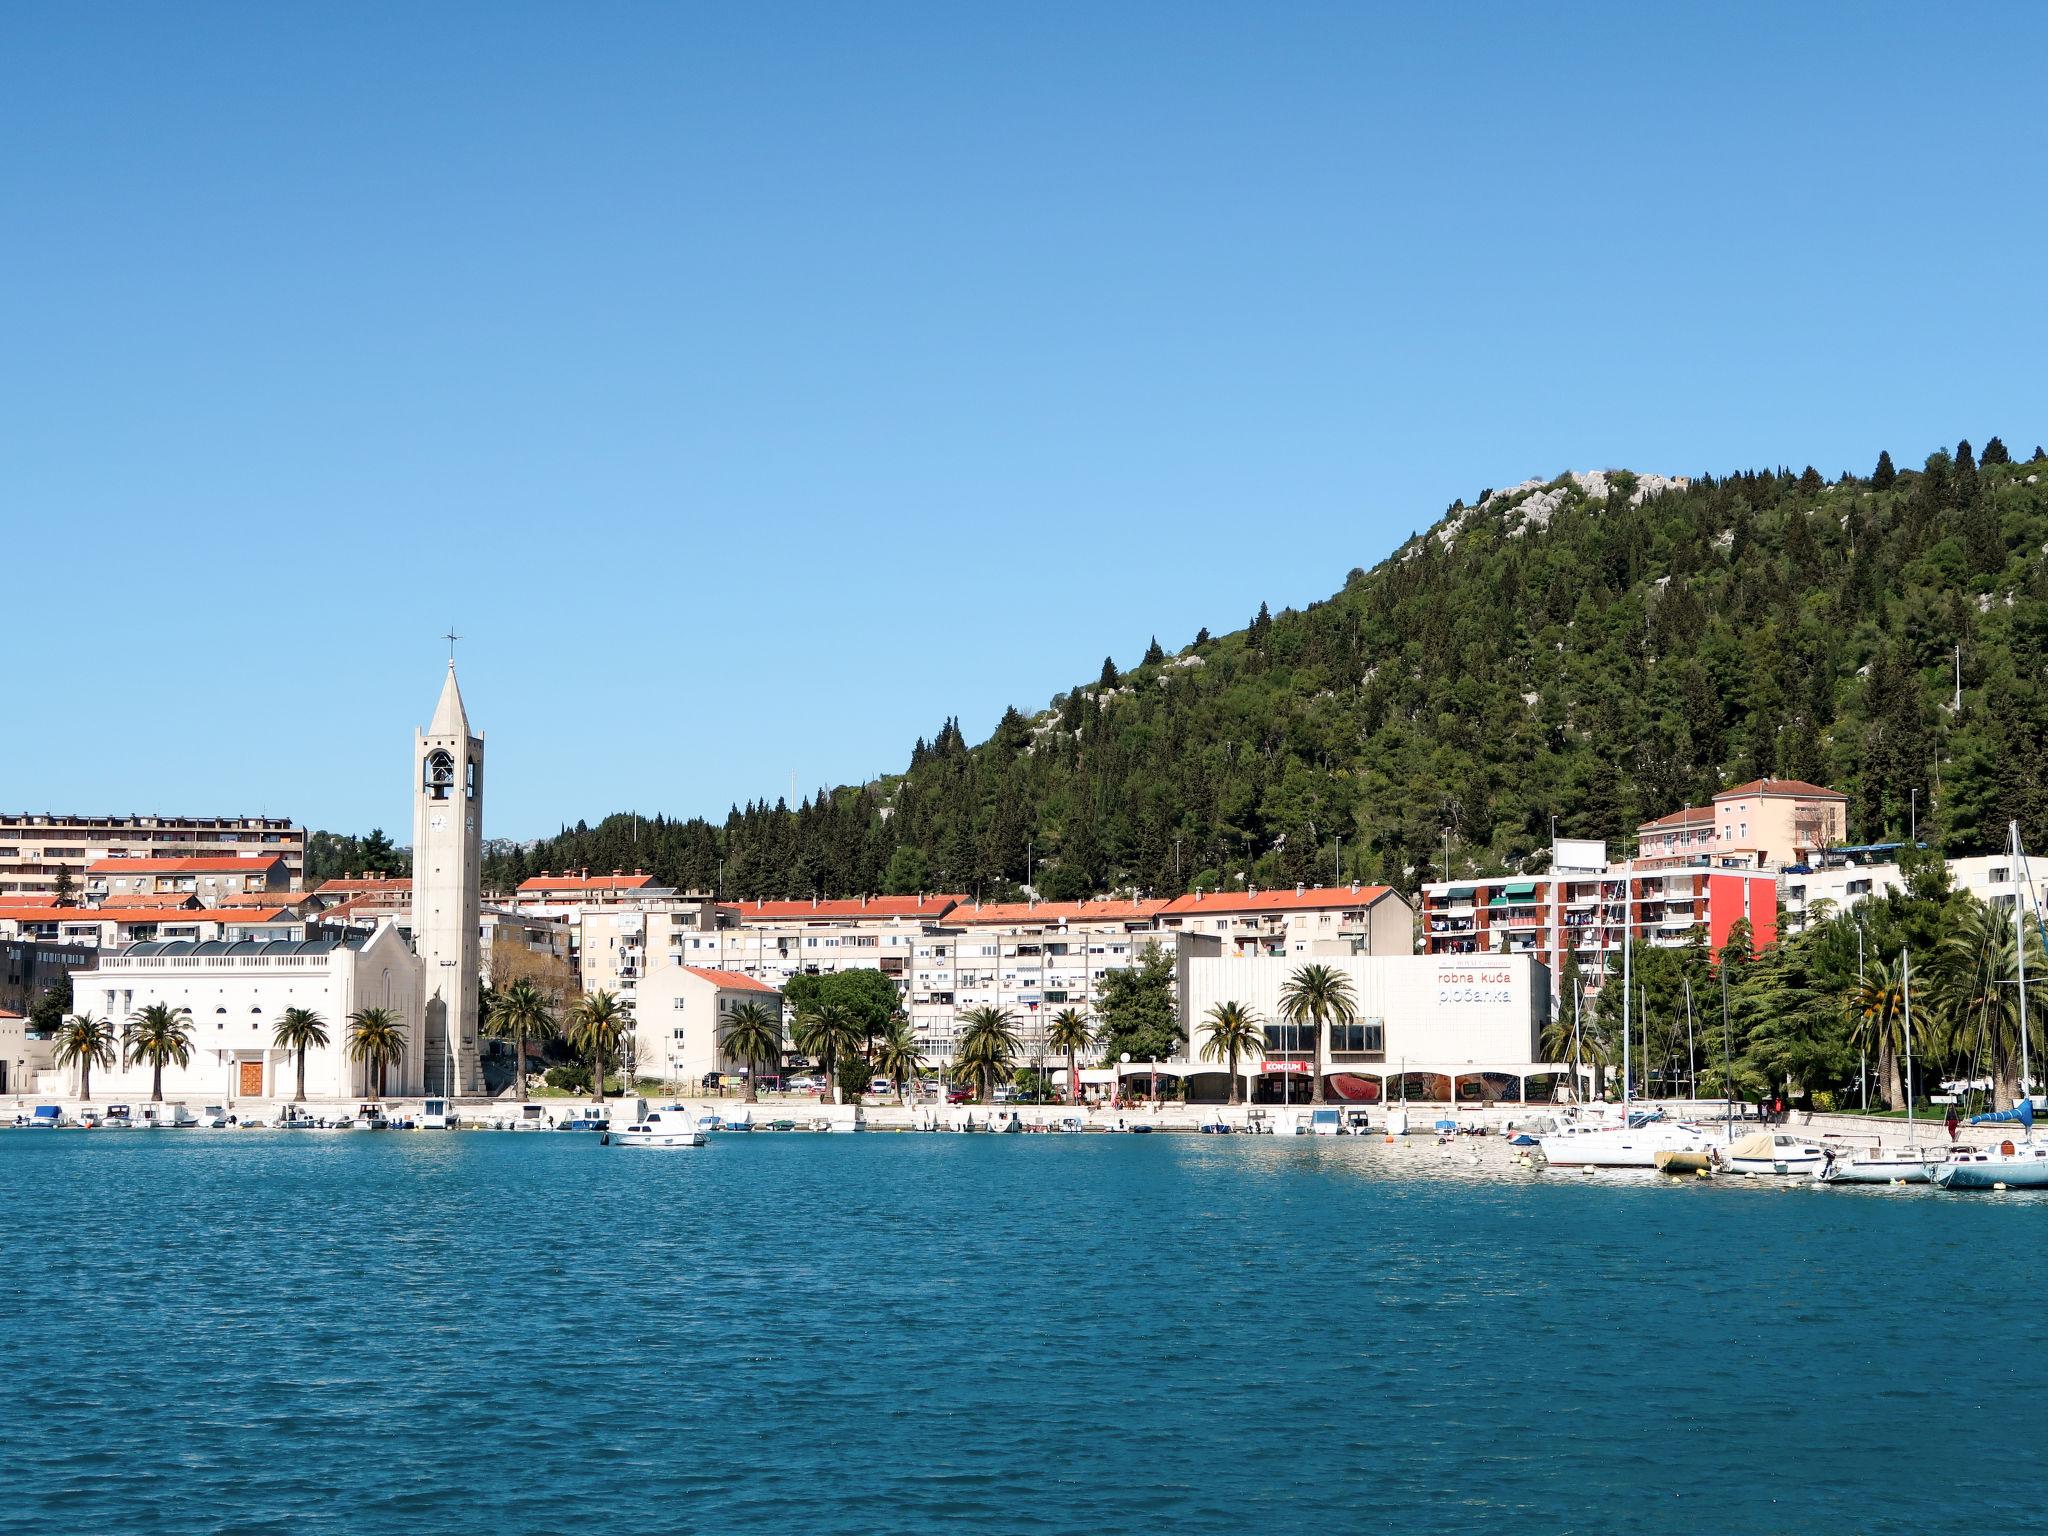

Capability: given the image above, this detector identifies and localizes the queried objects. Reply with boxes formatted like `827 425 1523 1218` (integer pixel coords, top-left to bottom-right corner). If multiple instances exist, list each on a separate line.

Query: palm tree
873 1015 926 1105
53 1013 116 1101
1199 1000 1263 1106
793 1000 862 1103
1046 1006 1093 1103
1847 955 1908 1110
1935 902 2044 1110
718 999 783 1102
124 1003 194 1102
564 990 630 1107
1279 963 1356 1105
483 980 558 1101
345 1006 407 1098
956 1005 1021 1102
271 1007 330 1103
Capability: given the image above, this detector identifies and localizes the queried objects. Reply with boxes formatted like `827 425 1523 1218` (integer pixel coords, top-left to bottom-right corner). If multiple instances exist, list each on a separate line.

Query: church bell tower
411 659 485 1096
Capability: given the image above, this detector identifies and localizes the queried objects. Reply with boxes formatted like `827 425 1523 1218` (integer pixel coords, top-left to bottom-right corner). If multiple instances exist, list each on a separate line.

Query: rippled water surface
3 1130 2042 1534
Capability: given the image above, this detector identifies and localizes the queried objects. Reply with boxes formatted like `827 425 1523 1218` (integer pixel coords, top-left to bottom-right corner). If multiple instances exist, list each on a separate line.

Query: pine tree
1798 464 1823 495
1097 656 1118 690
1981 436 2011 466
1872 450 1896 490
1194 627 1211 647
1954 439 1980 507
1142 636 1165 666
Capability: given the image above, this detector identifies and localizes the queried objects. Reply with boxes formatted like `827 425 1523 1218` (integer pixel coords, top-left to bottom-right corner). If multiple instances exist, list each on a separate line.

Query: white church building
52 661 488 1104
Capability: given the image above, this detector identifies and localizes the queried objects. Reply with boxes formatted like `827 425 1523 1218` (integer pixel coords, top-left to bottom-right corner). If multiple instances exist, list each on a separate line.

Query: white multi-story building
1782 849 2048 929
630 965 783 1091
1153 883 1414 959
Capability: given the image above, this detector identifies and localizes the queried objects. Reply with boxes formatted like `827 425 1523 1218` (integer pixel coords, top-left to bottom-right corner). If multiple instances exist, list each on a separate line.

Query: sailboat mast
1620 854 1633 1107
1685 977 1697 1101
2015 820 2031 1104
1721 964 1733 1142
1902 946 1914 1146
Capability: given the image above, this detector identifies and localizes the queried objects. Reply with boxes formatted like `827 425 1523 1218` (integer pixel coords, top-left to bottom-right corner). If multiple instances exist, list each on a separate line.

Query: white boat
1722 1130 1827 1177
1383 1108 1409 1137
1819 1145 1944 1184
1539 1108 1713 1169
350 1102 389 1130
603 1108 707 1148
1056 1116 1085 1134
139 1103 197 1129
196 1105 230 1129
22 1104 65 1130
1308 1108 1344 1136
104 1104 136 1129
419 1098 458 1130
717 1108 754 1132
1933 1135 2048 1190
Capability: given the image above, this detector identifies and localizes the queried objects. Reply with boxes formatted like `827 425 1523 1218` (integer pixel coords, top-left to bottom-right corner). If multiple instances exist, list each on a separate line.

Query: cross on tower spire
444 626 461 663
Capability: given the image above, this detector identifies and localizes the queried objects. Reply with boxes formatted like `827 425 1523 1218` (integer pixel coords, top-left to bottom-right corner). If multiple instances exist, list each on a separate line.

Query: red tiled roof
718 895 967 922
943 898 1171 927
0 906 85 923
99 893 197 909
1713 778 1844 801
0 1008 22 1020
517 873 656 893
680 966 779 994
317 876 411 894
218 890 317 907
1159 885 1395 917
87 855 285 875
1638 805 1714 831
102 906 292 926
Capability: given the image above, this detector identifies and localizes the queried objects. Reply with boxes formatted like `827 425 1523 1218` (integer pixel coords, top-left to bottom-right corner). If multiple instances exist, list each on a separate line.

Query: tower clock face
430 814 447 832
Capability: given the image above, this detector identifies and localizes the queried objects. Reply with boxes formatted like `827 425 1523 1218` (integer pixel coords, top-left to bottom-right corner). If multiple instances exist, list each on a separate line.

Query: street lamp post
1119 1050 1130 1108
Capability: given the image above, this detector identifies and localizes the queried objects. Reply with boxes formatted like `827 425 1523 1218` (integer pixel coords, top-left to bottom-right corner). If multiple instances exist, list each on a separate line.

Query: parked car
945 1086 972 1105
868 1077 894 1097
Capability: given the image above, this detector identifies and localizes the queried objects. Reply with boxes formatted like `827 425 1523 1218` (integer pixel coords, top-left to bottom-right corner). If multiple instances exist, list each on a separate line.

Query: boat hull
603 1130 707 1148
1819 1154 1939 1185
1933 1147 2048 1189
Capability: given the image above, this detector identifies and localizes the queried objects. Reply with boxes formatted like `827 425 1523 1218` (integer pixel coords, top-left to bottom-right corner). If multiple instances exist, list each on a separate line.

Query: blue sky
6 2 2045 840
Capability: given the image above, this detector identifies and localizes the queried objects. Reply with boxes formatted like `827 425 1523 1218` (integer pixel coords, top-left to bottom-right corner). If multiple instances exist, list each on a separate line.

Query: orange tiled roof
99 893 197 909
0 906 79 924
1713 778 1844 801
718 895 967 922
104 906 291 926
316 876 411 894
1638 805 1714 831
1160 885 1395 917
680 966 779 993
943 898 1172 926
517 873 656 893
87 855 284 875
218 890 317 907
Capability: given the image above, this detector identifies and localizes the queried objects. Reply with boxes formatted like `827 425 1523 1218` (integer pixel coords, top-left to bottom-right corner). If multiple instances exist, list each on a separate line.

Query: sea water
1 1130 2040 1534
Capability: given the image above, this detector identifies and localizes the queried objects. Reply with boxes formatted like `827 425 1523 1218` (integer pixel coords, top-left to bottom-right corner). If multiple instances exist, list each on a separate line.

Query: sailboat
1933 823 2048 1196
1539 856 1711 1170
1821 946 1944 1185
1935 822 2048 1190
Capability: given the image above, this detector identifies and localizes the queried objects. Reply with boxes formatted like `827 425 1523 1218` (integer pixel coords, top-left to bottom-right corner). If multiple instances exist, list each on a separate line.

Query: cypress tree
1872 450 1896 490
1098 656 1118 690
1142 635 1166 666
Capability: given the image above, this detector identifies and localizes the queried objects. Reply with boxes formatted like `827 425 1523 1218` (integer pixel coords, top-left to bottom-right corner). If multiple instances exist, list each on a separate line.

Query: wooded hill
457 437 2048 902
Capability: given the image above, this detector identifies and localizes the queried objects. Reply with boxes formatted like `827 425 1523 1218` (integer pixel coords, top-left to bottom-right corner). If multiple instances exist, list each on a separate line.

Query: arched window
424 750 455 801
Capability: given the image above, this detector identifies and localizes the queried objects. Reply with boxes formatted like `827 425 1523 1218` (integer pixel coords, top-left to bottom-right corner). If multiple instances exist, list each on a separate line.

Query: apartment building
1153 883 1414 958
1420 836 1779 1001
0 814 304 901
918 898 1174 1062
508 870 667 917
0 905 305 948
2 938 94 1017
630 965 784 1090
1782 847 2048 928
84 855 291 906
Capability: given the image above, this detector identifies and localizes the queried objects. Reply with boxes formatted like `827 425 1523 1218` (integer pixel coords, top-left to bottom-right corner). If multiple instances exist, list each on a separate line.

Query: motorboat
22 1104 65 1130
139 1103 196 1129
78 1108 102 1129
419 1098 458 1130
350 1103 389 1130
1197 1115 1233 1134
602 1108 707 1148
196 1106 230 1129
717 1108 754 1132
1309 1108 1344 1136
104 1104 136 1129
1343 1109 1372 1135
1056 1116 1085 1134
274 1105 316 1129
1722 1130 1826 1178
506 1104 551 1131
1537 1108 1713 1169
558 1111 610 1132
1383 1108 1409 1137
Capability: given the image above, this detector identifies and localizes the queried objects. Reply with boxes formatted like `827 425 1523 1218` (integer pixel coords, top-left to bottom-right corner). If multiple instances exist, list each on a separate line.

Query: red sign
1263 1060 1312 1074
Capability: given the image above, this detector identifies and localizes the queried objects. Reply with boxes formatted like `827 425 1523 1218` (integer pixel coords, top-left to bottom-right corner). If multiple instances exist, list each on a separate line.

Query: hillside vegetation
469 438 2048 901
